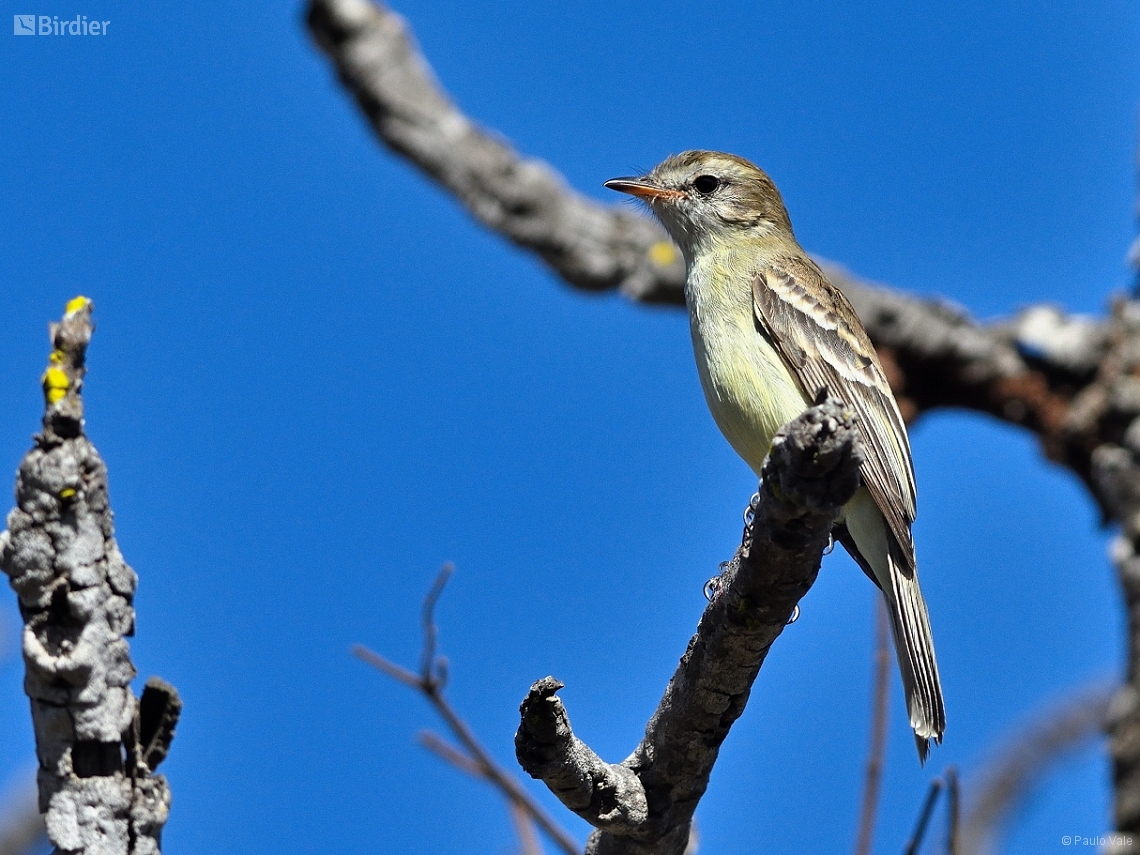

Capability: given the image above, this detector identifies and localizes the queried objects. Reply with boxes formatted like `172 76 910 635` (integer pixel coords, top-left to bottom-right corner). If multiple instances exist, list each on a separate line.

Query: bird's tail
841 489 946 763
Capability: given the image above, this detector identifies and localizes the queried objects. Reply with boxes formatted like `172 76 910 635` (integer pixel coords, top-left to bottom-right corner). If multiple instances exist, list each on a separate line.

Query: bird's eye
693 175 721 195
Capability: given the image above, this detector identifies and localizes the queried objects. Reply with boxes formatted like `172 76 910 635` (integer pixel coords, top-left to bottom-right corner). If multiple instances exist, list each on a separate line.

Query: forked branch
515 399 864 855
354 565 580 855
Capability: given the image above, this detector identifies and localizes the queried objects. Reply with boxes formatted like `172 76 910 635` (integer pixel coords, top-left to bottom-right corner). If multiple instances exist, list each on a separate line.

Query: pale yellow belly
689 304 808 477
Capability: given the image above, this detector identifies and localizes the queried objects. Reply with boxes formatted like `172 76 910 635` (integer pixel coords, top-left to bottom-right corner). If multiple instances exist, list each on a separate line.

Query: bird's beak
604 178 684 201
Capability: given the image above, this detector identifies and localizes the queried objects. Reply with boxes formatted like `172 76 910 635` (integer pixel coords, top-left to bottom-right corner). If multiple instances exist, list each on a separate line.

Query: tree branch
508 799 544 855
303 0 1109 459
947 766 961 855
515 399 864 855
902 779 944 855
355 566 581 855
852 598 891 855
1101 126 1140 852
305 0 686 305
0 298 179 855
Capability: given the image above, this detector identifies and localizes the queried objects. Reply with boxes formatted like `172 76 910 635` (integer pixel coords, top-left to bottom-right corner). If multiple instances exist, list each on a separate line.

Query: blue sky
1 2 1138 853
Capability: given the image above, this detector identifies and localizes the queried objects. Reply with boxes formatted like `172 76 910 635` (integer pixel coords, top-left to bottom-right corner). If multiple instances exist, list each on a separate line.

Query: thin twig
509 799 544 855
419 728 553 855
903 778 944 855
420 563 453 686
355 569 581 855
854 597 891 855
418 730 486 778
945 766 959 855
423 667 579 855
351 645 422 689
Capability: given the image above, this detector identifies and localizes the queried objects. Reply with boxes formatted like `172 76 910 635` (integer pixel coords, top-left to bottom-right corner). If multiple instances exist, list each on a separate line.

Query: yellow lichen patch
59 488 77 501
64 296 90 315
42 367 69 403
49 350 65 364
648 241 677 268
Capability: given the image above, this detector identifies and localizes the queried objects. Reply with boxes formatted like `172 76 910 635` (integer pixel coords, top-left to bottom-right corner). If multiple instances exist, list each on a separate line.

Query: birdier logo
13 14 111 35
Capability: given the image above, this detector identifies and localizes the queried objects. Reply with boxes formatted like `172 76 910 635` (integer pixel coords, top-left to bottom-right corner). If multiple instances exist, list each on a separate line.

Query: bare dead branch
516 677 648 839
853 598 891 855
903 778 944 855
303 0 1111 468
304 0 685 305
351 644 423 688
515 399 864 855
418 731 486 779
509 799 545 855
946 766 960 855
0 298 179 855
960 683 1112 855
418 728 548 855
356 572 581 855
419 563 452 686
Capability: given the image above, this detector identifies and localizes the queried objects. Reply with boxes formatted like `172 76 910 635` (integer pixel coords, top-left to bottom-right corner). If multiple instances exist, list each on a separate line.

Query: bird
605 151 945 761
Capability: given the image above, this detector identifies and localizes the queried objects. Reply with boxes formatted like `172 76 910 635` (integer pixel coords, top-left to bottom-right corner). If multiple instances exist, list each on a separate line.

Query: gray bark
516 400 864 854
0 300 179 855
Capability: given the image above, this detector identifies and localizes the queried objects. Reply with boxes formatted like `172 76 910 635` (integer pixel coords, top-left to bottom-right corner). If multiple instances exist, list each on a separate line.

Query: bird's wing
752 253 917 557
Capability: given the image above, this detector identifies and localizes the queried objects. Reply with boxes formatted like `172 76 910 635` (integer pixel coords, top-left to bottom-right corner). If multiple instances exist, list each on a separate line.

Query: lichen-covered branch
516 400 864 855
0 298 179 855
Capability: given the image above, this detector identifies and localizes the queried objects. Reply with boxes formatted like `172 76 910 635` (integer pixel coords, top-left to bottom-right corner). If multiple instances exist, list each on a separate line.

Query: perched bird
605 151 945 761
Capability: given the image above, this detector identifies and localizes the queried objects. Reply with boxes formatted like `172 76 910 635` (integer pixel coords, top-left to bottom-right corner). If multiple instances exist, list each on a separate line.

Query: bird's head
605 151 793 259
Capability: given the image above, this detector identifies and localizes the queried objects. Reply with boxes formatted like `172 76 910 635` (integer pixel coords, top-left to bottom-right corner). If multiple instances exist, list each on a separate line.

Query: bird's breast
686 257 809 477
